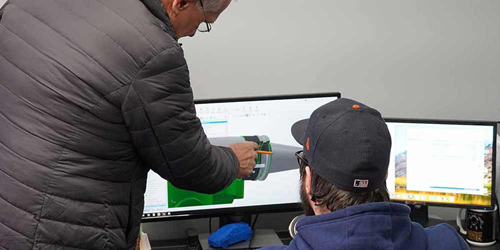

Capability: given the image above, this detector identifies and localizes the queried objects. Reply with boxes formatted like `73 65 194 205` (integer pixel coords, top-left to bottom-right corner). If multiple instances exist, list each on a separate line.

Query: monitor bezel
384 118 498 210
142 92 341 222
194 92 341 105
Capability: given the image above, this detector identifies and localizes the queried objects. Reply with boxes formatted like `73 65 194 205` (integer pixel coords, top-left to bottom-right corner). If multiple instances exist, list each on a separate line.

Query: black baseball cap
291 98 392 192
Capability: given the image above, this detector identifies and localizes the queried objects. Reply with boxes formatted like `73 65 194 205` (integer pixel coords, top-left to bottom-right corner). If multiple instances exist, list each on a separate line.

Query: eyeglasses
295 150 309 168
197 0 212 32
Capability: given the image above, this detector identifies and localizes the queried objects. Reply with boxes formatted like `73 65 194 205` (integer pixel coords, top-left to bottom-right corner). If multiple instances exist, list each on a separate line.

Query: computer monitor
142 93 341 220
385 119 497 209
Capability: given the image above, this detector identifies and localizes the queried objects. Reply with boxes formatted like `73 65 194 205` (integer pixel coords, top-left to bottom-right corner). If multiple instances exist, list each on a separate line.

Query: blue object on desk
208 222 253 248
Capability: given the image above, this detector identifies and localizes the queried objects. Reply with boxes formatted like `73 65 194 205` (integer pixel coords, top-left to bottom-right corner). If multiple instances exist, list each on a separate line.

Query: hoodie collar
293 202 415 249
141 0 178 41
297 202 411 229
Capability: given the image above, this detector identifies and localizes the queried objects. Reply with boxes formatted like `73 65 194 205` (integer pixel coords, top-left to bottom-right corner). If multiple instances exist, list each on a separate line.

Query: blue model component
208 222 253 248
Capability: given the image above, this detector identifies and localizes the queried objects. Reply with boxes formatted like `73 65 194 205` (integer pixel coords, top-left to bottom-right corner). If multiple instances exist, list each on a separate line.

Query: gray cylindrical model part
268 143 302 174
209 136 272 181
208 137 246 147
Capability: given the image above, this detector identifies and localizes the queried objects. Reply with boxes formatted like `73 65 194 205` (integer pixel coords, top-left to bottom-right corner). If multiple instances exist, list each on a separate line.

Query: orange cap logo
306 138 310 150
352 105 360 109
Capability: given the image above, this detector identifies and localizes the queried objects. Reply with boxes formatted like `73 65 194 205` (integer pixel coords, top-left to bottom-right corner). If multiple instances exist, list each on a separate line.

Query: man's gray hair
196 0 226 13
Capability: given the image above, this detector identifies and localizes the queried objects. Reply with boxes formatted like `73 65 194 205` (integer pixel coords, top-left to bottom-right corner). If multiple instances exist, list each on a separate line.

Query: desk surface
199 229 282 249
151 219 500 250
151 230 282 250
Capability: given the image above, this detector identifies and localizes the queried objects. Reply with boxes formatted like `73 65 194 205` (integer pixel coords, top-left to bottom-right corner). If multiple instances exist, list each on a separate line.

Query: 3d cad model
168 136 302 208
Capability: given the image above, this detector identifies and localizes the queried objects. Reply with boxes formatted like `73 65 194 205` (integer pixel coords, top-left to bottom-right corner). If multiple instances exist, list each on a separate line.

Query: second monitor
385 119 497 209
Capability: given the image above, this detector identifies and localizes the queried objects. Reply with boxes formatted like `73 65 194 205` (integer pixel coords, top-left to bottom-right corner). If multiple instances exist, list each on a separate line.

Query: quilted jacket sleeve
122 45 239 194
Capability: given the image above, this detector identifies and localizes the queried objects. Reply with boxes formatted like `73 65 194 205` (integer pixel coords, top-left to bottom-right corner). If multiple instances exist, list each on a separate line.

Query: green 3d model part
168 136 272 208
168 179 244 208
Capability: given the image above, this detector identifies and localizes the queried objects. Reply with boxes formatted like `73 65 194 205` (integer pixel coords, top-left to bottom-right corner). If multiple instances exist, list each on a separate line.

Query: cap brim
291 119 309 146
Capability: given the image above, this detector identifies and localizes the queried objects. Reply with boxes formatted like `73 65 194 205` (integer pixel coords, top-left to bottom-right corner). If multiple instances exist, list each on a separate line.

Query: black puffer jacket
0 0 239 249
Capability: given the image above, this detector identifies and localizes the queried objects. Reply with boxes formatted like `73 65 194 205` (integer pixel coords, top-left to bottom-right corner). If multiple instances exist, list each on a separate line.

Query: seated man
261 98 469 250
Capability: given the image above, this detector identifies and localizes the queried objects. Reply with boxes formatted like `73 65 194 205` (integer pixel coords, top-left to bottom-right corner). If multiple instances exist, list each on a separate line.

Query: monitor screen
142 93 340 220
385 119 497 208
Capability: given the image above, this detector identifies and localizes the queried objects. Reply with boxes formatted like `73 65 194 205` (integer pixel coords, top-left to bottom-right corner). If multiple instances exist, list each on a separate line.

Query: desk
151 230 282 250
199 229 282 249
151 219 500 249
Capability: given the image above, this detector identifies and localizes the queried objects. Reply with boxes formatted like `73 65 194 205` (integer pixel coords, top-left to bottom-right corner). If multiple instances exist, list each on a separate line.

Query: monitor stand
409 204 429 227
219 214 252 228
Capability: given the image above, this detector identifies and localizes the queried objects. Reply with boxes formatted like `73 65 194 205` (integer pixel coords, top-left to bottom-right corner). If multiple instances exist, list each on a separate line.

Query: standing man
0 0 256 249
261 98 469 250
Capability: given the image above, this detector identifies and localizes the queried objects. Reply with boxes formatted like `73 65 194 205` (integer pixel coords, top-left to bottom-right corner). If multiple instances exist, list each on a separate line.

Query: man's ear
305 166 313 200
171 0 191 17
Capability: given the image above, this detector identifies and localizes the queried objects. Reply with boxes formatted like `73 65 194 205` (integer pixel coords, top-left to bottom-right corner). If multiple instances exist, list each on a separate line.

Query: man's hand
230 141 258 178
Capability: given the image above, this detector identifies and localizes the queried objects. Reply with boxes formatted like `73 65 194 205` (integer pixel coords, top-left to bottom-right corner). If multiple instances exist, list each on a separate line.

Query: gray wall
154 0 500 241
183 0 499 121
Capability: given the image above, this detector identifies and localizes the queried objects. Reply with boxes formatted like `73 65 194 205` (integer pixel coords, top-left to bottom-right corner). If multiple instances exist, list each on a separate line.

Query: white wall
183 0 500 121
148 0 500 239
0 0 7 8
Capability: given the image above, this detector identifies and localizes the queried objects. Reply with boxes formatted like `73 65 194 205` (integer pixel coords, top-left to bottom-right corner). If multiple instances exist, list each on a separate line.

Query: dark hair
300 162 390 212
